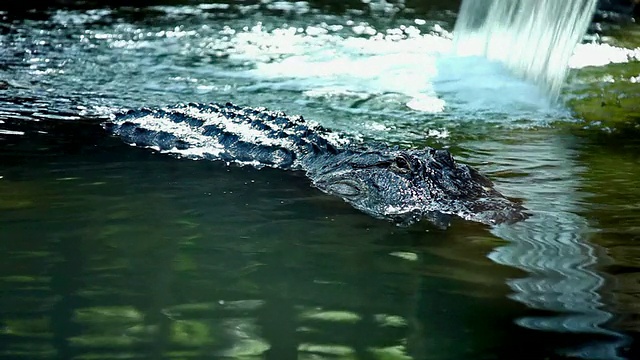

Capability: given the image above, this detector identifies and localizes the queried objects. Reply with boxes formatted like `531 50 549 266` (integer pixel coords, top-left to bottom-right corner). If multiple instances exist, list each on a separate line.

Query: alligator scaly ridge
106 102 527 227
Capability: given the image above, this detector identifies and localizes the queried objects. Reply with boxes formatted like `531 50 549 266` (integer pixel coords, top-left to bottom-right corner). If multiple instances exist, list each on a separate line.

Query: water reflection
0 122 599 359
492 214 627 359
463 134 628 359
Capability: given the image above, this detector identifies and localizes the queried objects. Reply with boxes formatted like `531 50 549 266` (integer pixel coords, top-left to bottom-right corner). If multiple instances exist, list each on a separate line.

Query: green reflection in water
0 146 543 359
577 139 640 338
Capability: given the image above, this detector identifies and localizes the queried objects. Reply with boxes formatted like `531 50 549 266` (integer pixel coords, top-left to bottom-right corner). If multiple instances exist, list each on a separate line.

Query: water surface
2 1 640 359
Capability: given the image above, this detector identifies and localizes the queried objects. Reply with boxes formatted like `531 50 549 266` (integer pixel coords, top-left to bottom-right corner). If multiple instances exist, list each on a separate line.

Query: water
453 0 599 100
1 1 640 359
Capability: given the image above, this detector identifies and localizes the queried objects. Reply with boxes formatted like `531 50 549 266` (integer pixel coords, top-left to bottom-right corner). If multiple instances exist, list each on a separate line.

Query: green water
1 1 640 359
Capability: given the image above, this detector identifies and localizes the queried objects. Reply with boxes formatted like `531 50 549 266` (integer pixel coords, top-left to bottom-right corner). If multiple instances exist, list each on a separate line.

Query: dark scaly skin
106 102 527 227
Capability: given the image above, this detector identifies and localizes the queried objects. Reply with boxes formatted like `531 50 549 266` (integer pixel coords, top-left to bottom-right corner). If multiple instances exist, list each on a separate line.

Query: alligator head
308 147 527 227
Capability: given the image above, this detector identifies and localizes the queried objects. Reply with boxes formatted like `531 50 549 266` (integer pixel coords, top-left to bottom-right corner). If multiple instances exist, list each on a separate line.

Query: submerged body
107 102 526 227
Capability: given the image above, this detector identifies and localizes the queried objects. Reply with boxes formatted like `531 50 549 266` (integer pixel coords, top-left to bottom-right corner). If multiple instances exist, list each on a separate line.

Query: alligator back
106 102 348 169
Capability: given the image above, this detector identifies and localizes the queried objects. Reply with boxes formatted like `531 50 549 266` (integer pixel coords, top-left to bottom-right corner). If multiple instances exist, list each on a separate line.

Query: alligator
105 102 527 227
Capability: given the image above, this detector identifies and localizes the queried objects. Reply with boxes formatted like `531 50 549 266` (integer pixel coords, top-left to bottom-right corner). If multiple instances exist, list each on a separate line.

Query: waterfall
453 0 598 100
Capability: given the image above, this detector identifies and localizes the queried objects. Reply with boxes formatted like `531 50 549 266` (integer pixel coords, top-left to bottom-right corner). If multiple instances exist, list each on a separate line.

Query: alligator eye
393 155 412 173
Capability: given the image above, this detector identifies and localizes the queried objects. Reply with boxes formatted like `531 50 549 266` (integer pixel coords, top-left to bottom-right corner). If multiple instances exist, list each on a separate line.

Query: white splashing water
453 0 599 100
227 22 570 127
213 18 638 134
